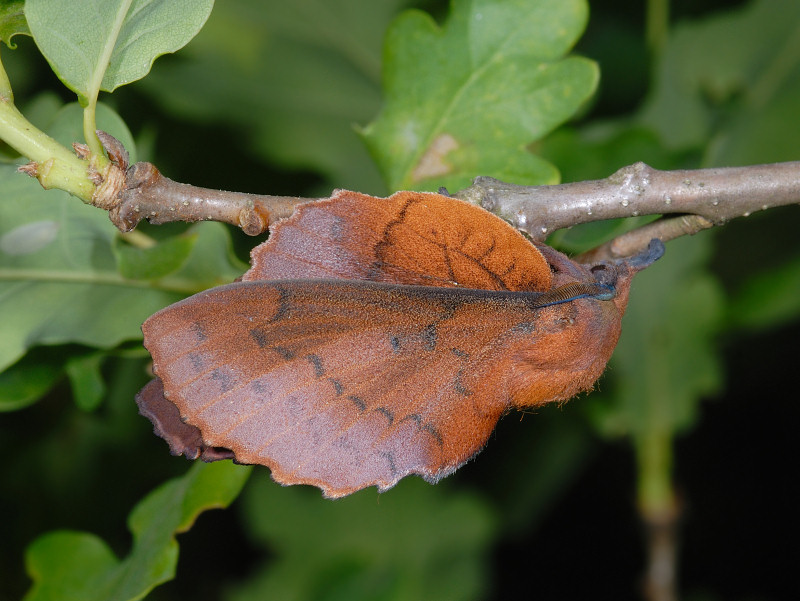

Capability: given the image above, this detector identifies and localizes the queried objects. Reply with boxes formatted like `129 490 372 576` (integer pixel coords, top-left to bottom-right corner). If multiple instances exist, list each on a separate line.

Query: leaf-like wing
144 279 587 497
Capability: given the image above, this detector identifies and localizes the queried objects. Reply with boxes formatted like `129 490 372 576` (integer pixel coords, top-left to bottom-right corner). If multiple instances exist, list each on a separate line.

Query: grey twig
87 134 800 249
110 162 311 236
92 132 313 236
456 161 800 258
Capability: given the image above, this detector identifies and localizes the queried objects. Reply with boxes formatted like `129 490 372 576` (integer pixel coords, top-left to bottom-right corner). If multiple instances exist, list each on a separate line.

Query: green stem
636 428 675 518
0 48 13 101
646 0 669 56
83 103 102 156
0 97 96 200
636 429 679 601
0 49 113 202
82 0 134 155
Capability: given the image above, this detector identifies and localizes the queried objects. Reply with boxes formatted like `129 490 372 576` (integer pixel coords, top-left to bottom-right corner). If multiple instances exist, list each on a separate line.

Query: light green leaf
19 91 64 135
0 0 28 48
65 353 106 411
24 462 251 601
0 170 244 371
361 0 597 193
228 476 495 601
0 104 245 373
172 220 248 291
137 0 405 194
25 0 214 104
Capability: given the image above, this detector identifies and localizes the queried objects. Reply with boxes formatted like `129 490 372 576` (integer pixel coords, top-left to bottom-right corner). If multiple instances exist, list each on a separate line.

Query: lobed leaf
24 462 251 601
361 0 597 192
25 0 213 104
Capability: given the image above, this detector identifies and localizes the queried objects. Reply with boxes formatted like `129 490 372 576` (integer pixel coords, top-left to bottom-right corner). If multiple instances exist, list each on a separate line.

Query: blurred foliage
133 0 406 195
587 236 725 441
640 0 800 164
228 477 494 601
1 0 800 600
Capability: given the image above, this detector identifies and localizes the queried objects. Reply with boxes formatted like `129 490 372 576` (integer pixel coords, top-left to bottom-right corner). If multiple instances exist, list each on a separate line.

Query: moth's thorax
506 292 624 409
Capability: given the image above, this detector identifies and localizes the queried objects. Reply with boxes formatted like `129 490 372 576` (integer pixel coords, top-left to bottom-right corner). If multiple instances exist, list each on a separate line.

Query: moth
137 190 663 498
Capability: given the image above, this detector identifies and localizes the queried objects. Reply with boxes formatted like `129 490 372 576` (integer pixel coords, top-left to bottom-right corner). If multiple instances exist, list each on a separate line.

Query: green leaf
229 477 495 601
0 0 28 48
24 462 252 601
0 104 245 373
640 0 800 156
361 0 597 192
172 220 248 290
0 172 244 371
0 348 62 411
137 0 404 193
25 0 214 104
20 91 64 132
112 234 196 280
65 353 106 411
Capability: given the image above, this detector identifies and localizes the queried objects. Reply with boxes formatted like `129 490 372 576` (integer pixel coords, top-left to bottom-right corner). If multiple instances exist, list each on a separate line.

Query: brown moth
137 190 663 498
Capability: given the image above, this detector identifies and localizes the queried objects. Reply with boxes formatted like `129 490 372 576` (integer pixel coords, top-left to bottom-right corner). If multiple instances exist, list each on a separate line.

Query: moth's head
587 239 665 314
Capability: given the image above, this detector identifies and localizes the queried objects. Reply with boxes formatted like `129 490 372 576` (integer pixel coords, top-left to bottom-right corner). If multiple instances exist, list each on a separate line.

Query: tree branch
90 132 314 235
575 215 714 263
23 132 799 254
455 161 800 257
109 161 312 236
